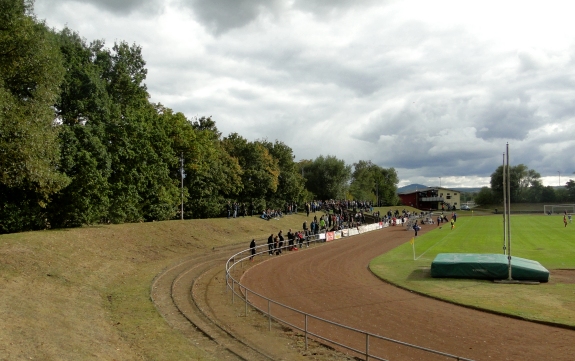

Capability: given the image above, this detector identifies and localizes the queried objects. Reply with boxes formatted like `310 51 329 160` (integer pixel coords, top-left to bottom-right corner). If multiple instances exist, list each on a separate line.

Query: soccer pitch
370 214 575 326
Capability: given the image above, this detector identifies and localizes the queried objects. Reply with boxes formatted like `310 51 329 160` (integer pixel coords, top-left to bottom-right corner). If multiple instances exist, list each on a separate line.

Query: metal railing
225 233 475 361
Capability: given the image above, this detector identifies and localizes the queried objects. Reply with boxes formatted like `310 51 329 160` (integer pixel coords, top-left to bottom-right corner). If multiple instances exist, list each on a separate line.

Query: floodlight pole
502 152 507 255
506 143 512 280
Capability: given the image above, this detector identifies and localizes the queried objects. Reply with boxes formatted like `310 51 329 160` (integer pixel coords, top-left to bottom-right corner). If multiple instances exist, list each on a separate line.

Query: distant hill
397 184 483 194
397 184 428 193
452 187 483 193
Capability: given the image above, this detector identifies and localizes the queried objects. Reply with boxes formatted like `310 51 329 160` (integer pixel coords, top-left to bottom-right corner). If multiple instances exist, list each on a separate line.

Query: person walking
564 215 568 228
249 239 256 261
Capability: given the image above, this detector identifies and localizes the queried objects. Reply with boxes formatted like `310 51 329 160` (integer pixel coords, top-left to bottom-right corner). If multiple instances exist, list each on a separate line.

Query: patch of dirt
550 269 575 284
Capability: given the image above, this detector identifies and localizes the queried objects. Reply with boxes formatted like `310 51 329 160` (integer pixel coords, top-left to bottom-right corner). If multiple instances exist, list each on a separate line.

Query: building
398 187 461 210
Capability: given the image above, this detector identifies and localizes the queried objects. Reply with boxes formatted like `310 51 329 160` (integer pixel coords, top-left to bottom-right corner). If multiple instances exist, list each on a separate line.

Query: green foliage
303 155 351 200
158 108 242 218
222 133 280 204
566 179 575 202
261 140 305 208
349 160 399 205
0 1 69 195
474 186 494 206
48 29 112 227
540 186 557 203
490 164 542 203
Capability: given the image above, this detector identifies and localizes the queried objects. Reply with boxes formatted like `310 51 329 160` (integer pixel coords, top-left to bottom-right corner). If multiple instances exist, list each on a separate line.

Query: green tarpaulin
430 253 549 282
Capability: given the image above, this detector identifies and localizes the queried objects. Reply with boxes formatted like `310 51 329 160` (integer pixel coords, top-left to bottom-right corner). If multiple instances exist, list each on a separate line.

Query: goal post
543 204 575 215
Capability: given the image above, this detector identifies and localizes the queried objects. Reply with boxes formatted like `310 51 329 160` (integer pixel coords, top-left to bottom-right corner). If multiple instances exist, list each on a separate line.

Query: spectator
249 239 256 261
267 233 274 255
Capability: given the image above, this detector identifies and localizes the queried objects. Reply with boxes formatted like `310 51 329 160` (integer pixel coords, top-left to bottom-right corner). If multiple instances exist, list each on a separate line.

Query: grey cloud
181 0 284 35
292 0 381 17
48 0 164 15
475 100 539 141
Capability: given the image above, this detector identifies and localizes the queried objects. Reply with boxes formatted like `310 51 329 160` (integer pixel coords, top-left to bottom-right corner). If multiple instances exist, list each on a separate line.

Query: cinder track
151 243 274 361
241 226 575 361
151 241 357 361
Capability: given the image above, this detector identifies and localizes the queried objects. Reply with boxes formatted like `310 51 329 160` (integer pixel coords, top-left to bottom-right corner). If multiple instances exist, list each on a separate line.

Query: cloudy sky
35 0 575 188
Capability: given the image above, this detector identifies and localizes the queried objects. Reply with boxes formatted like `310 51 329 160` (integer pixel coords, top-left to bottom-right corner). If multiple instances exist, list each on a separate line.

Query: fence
225 225 475 361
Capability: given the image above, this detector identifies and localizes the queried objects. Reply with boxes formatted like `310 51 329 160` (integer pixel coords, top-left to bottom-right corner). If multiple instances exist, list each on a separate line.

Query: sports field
370 214 575 327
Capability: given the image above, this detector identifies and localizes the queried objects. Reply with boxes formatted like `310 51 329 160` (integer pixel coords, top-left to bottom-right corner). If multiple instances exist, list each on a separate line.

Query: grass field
370 213 575 327
0 213 312 360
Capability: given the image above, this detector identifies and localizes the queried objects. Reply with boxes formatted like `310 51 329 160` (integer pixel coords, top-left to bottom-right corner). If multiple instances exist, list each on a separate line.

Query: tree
158 109 242 218
222 133 280 206
261 140 305 208
348 161 399 205
48 29 112 227
540 186 557 203
490 164 542 203
566 179 575 202
0 0 69 195
474 187 494 206
349 160 376 202
304 155 351 200
0 0 69 232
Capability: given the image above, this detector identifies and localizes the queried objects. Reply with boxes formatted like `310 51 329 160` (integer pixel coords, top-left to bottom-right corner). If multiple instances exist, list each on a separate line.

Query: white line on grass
415 220 467 260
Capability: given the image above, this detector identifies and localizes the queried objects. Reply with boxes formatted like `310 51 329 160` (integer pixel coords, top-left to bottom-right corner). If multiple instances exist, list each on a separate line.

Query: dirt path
152 242 355 361
240 226 575 361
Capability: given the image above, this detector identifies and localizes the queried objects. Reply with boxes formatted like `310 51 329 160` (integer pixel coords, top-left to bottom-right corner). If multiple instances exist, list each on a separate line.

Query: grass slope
0 214 311 360
370 214 575 327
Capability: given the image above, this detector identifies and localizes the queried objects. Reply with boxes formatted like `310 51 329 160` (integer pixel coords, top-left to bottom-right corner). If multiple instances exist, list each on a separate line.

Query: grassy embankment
370 212 575 327
0 213 310 360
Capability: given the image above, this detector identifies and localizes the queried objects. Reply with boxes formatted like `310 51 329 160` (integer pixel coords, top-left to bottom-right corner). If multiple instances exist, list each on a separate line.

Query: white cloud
34 0 575 187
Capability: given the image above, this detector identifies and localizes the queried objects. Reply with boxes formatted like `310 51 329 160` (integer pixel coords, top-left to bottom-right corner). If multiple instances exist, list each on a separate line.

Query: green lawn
370 214 575 327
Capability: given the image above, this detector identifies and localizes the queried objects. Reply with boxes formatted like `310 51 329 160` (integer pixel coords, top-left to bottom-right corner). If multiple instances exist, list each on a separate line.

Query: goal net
543 204 575 215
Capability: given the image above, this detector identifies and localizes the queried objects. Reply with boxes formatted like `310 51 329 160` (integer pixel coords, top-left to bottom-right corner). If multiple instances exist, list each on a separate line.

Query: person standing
274 236 280 255
564 215 568 228
450 218 455 230
267 233 274 255
287 228 294 251
249 239 256 261
278 230 284 254
413 223 420 237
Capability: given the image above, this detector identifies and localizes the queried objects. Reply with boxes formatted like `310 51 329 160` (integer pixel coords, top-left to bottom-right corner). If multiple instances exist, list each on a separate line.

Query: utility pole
181 152 184 220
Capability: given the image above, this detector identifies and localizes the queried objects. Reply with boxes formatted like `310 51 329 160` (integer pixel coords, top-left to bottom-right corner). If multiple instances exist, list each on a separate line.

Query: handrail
225 228 475 361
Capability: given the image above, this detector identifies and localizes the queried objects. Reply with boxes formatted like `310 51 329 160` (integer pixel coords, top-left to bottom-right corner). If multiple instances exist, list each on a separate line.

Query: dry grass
0 214 313 360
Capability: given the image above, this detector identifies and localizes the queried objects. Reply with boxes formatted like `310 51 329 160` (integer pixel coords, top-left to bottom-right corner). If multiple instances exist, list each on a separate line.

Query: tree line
474 165 575 205
0 1 399 233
